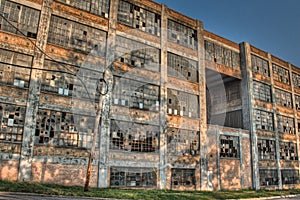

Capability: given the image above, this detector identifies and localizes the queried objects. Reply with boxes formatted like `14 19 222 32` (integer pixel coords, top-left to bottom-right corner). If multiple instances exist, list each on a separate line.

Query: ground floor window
281 169 299 185
259 169 278 186
171 169 195 188
110 167 157 188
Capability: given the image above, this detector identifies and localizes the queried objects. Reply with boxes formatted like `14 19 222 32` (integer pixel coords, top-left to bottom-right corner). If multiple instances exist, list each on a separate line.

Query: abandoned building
0 0 300 191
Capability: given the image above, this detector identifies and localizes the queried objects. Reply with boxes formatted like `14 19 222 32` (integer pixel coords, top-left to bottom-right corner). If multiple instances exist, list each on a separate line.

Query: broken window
280 141 298 161
167 88 199 118
220 135 239 158
0 48 32 88
275 88 292 108
277 115 295 134
259 169 278 186
253 81 272 102
257 139 276 160
115 36 160 72
48 16 107 54
0 0 40 38
0 103 25 142
112 76 159 112
117 0 161 36
110 167 157 187
167 128 199 156
56 0 110 18
251 54 270 77
281 169 299 185
41 60 103 100
167 20 197 50
272 64 290 85
295 95 300 110
167 52 198 82
171 169 195 188
204 40 240 69
254 110 273 131
35 109 95 148
110 120 159 153
292 72 300 89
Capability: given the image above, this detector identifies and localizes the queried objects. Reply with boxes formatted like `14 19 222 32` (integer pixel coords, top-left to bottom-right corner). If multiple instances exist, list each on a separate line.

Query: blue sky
155 0 300 67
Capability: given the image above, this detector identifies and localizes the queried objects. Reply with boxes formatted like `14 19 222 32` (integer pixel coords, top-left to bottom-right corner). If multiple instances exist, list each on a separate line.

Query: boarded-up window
117 0 161 36
0 0 40 38
110 167 157 187
168 20 197 50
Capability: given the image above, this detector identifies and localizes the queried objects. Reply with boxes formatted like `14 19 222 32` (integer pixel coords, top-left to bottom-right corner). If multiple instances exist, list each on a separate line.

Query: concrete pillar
196 20 210 191
18 0 53 182
158 4 168 190
239 130 244 188
97 0 118 188
240 42 260 190
267 53 282 189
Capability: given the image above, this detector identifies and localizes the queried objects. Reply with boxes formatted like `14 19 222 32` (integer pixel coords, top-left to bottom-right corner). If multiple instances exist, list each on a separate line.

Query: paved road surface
1 192 300 200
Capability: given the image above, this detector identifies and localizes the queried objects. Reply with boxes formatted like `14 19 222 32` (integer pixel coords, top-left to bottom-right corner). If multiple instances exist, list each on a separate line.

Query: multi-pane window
280 141 298 161
251 54 269 77
0 49 31 88
167 89 199 118
171 169 195 188
0 103 25 142
117 0 161 36
167 52 198 82
41 60 103 100
112 77 160 112
110 120 159 153
277 115 295 134
110 167 157 187
204 40 240 69
295 95 300 110
167 128 199 156
292 72 300 89
281 169 299 185
272 64 290 85
259 169 278 186
257 139 276 160
254 110 273 131
48 16 107 53
275 88 292 108
115 36 160 72
35 109 95 148
167 20 197 50
220 135 239 158
0 0 40 38
253 81 272 102
56 0 110 18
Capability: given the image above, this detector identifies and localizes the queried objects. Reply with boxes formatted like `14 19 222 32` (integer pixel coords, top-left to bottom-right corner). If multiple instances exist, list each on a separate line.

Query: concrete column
97 0 118 188
288 63 300 186
18 0 53 182
196 20 210 191
216 127 221 190
267 53 282 189
158 4 168 190
239 130 244 188
240 42 260 190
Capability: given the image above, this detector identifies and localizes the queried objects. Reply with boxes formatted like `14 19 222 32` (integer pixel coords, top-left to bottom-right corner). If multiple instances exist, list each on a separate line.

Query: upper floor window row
204 40 240 69
168 20 197 50
272 63 290 85
56 0 110 18
0 0 40 38
118 0 161 36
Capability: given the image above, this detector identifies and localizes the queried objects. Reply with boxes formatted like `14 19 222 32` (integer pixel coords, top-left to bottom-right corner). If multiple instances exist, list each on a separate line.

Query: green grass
0 180 300 199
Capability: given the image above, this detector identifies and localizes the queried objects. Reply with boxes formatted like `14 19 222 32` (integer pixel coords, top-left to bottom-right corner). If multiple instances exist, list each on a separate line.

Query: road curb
227 194 298 200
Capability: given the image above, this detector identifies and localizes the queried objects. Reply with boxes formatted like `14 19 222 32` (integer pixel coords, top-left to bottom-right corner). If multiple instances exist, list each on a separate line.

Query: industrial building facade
0 0 300 191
